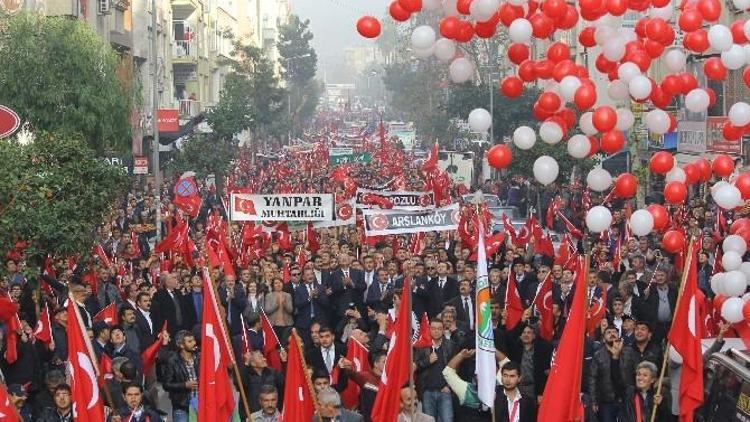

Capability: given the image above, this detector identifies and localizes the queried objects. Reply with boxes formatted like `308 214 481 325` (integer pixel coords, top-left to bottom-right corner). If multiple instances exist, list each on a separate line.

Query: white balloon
663 49 686 73
539 121 564 144
468 108 492 133
685 89 710 112
744 44 750 65
509 19 533 43
579 112 598 136
422 0 442 10
449 58 474 83
714 184 743 210
734 0 750 10
595 26 617 46
443 0 459 15
434 38 457 62
649 5 673 20
722 297 745 322
470 0 500 21
559 76 582 102
665 167 687 184
617 62 642 84
411 26 436 50
603 38 626 61
729 102 750 127
724 234 748 255
740 262 750 282
533 156 559 186
513 126 536 150
586 206 613 233
587 168 613 192
413 45 435 58
628 75 652 100
745 21 750 47
722 44 746 70
616 108 635 131
607 80 630 101
645 109 670 134
712 180 729 194
723 251 744 272
711 273 727 296
708 25 733 52
629 209 654 236
567 134 591 159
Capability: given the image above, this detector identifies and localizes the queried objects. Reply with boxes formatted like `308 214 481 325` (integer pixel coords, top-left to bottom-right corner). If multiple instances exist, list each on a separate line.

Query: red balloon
398 0 422 12
508 43 530 65
455 21 475 42
698 0 721 21
678 9 703 31
487 144 513 169
518 60 537 82
535 59 555 80
714 295 728 314
679 72 698 95
742 299 750 322
635 18 649 38
662 230 686 253
645 18 669 41
390 1 412 21
664 181 688 204
547 42 570 63
538 92 562 112
501 76 524 98
556 5 579 29
457 0 472 14
552 60 576 82
595 54 617 74
683 164 700 185
627 51 652 72
600 130 625 154
744 68 750 88
684 30 709 53
357 16 381 38
588 136 600 157
475 21 497 38
578 0 603 12
724 121 744 141
649 151 674 174
574 84 597 110
542 0 567 17
694 158 712 182
499 3 524 26
668 114 677 132
660 75 682 96
647 204 669 231
704 57 727 81
644 39 666 58
732 19 748 44
606 0 628 15
530 13 554 38
712 154 735 177
731 218 750 235
579 27 597 47
439 16 461 37
614 173 638 198
650 86 672 109
556 108 576 129
532 101 554 120
735 173 750 199
592 106 617 132
706 87 717 107
652 0 670 6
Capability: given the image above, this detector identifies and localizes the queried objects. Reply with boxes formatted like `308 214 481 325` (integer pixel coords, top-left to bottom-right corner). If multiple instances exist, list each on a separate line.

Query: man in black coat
160 330 200 421
329 253 366 316
426 262 459 318
151 272 188 338
304 326 348 392
507 321 552 402
239 350 285 415
218 275 248 336
134 292 156 349
495 361 537 422
632 267 677 344
447 279 476 332
294 268 330 336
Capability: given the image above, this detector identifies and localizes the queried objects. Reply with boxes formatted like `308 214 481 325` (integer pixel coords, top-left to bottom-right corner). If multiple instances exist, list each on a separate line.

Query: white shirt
321 346 334 373
139 308 153 333
461 295 474 330
505 389 522 422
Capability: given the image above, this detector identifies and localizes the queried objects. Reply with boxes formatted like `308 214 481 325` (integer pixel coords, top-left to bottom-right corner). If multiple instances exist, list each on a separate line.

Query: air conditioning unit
99 0 111 15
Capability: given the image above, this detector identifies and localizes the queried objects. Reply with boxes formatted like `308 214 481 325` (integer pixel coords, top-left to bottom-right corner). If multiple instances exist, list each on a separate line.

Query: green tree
166 133 235 181
0 131 129 270
0 12 132 154
277 15 320 137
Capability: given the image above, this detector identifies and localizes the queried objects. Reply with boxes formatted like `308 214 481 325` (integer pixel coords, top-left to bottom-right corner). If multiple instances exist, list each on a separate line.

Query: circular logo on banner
450 209 460 225
370 214 388 231
419 195 432 207
338 204 353 220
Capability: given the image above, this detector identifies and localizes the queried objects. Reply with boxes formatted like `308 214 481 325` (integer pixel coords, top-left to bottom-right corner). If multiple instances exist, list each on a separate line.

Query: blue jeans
597 402 620 422
422 390 453 422
173 409 189 422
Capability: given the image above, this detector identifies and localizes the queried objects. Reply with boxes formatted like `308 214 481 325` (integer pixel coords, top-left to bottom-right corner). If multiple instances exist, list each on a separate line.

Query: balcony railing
179 99 201 117
173 40 197 60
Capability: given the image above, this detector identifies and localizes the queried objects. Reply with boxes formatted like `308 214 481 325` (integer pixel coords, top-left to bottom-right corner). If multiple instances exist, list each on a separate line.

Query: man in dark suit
218 275 248 336
304 326 347 391
426 262 459 318
512 259 539 306
282 265 303 296
294 268 330 334
507 321 552 403
134 291 155 349
494 361 537 422
365 268 393 309
447 279 475 332
151 272 188 337
329 253 366 316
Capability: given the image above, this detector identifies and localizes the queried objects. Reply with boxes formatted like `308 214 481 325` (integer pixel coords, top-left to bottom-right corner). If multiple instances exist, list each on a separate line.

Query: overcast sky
289 0 390 82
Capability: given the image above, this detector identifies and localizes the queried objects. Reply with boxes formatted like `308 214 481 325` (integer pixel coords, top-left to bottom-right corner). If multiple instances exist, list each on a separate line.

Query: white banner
313 199 357 228
355 188 435 211
230 193 334 221
362 203 460 236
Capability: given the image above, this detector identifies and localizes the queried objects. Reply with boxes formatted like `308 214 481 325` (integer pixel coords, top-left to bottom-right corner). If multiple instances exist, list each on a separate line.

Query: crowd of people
0 129 734 422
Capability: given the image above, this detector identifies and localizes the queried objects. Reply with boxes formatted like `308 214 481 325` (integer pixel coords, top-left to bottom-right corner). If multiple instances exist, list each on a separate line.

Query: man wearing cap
7 383 34 421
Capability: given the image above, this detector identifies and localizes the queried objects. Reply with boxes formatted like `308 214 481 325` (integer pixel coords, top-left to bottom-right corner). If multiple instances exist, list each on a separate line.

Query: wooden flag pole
292 328 322 416
650 238 694 422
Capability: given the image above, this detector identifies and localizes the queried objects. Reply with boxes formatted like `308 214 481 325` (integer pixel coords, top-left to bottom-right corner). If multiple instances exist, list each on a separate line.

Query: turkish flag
422 142 438 172
34 304 53 346
537 257 586 421
413 312 432 348
99 353 113 385
0 382 19 421
260 311 283 371
281 331 315 421
66 297 105 421
342 337 371 409
173 176 203 218
92 244 112 268
155 219 188 254
668 241 704 421
533 273 554 341
307 223 320 254
142 321 168 376
504 271 524 330
93 303 119 326
5 314 20 364
372 278 412 422
198 269 236 421
586 288 608 337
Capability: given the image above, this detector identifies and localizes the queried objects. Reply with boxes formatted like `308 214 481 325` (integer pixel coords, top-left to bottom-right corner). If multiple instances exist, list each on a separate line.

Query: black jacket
304 343 348 391
633 285 677 324
494 388 537 422
506 324 552 397
329 268 367 316
426 276 459 318
151 289 188 337
587 346 638 404
38 407 73 422
617 386 671 422
160 351 200 411
414 338 456 394
218 284 248 336
239 365 285 414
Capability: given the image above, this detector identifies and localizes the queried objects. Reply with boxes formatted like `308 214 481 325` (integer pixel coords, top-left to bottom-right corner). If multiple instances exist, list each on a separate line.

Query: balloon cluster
711 232 750 324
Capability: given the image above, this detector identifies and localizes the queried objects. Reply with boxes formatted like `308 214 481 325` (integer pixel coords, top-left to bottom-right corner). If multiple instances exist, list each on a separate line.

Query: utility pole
151 0 162 241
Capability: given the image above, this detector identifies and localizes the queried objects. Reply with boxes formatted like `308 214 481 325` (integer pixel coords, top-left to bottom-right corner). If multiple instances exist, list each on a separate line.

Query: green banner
330 152 371 166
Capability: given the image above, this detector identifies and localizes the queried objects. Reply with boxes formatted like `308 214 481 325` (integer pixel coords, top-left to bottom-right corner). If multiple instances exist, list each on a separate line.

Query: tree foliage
166 134 235 181
207 44 287 140
0 12 132 154
277 15 320 137
0 132 129 268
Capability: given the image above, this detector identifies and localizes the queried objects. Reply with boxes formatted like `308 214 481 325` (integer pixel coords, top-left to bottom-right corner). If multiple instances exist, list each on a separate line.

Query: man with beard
588 325 638 422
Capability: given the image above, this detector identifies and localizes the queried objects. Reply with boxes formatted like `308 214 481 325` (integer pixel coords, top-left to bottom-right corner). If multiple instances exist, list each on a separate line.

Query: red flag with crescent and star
67 297 105 421
533 273 555 341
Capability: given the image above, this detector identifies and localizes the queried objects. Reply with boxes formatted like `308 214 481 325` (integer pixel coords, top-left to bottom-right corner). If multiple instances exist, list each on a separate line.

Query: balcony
172 40 197 64
179 99 201 118
171 0 199 20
